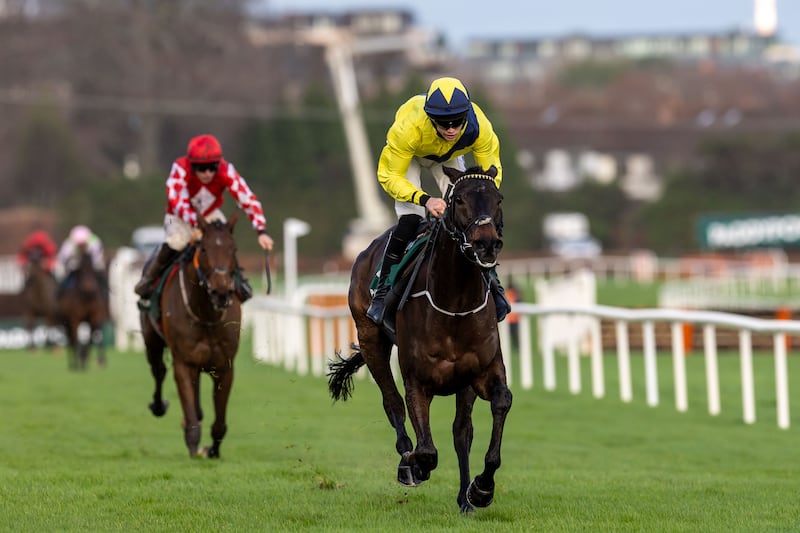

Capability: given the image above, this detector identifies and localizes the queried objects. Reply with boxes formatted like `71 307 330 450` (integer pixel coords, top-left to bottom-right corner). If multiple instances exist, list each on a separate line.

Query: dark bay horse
20 248 59 349
328 165 512 513
140 213 242 458
58 249 109 370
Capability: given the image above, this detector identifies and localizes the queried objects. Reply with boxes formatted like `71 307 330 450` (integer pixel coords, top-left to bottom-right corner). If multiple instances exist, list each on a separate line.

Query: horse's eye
454 195 464 205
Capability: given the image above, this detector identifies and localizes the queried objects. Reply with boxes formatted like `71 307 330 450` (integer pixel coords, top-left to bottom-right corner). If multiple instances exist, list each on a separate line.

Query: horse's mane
463 165 488 174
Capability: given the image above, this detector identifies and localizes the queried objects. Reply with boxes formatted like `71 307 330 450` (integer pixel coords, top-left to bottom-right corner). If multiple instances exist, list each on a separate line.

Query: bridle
178 233 236 322
407 173 502 317
440 174 502 269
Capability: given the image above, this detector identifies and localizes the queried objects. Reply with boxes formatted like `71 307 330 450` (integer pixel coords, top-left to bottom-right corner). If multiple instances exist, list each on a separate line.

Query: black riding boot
235 262 253 303
366 214 421 325
134 243 177 299
366 238 404 325
488 268 512 322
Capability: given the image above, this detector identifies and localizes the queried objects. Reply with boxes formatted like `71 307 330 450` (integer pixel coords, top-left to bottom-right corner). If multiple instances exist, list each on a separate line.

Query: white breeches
163 209 226 251
394 155 466 217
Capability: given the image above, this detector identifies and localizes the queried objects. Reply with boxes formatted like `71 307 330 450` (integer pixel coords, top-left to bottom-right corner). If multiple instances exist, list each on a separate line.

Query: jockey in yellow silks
366 76 511 326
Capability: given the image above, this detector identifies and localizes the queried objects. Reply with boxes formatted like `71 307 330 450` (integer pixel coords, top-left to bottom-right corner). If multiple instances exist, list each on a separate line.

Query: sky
256 0 800 49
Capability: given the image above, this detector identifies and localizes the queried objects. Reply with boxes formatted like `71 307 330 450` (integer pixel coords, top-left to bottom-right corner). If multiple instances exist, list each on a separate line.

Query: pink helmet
70 225 91 245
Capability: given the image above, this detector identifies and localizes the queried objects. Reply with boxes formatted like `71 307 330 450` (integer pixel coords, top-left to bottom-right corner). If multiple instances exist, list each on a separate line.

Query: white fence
247 295 800 430
6 250 800 429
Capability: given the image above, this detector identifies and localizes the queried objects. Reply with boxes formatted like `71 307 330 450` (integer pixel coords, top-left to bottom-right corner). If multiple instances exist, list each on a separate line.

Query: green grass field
2 335 800 532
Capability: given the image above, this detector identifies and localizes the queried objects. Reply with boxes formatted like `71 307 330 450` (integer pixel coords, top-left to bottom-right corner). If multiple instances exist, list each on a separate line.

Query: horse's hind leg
357 327 417 485
143 325 169 417
205 369 233 459
372 355 416 484
466 369 513 510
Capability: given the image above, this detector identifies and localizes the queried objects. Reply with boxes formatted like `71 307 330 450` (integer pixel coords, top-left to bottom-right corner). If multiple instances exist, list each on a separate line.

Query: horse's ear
198 215 208 231
486 165 498 178
442 165 462 183
229 211 239 230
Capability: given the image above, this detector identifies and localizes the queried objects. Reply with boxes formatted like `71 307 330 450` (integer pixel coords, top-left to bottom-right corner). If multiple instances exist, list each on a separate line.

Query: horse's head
25 246 47 274
75 249 101 296
196 212 239 311
441 165 504 268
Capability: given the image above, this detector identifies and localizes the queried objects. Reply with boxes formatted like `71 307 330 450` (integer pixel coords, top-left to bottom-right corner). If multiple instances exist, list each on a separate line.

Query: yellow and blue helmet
423 77 472 123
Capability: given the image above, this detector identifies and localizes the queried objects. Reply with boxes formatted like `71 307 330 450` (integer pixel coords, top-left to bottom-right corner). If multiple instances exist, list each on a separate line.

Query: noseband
440 174 501 269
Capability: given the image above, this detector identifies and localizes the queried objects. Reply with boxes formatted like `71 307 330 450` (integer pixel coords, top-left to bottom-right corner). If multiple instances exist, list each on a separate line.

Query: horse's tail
327 344 366 402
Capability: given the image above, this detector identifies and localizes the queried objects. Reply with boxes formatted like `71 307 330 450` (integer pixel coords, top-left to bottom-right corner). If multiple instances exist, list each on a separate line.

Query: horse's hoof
466 479 494 508
148 400 169 417
397 465 419 487
459 501 476 514
196 446 210 459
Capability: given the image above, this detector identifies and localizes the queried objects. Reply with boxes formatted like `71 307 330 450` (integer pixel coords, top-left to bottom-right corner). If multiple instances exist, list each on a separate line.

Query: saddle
138 252 188 322
371 228 433 340
140 249 191 322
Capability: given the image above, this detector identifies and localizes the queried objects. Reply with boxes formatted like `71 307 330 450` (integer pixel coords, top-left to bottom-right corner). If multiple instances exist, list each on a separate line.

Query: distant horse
58 249 109 370
20 247 59 350
140 213 242 458
328 165 512 513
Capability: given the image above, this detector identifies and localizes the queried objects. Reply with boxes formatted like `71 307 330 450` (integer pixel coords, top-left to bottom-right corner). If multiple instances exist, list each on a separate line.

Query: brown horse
140 213 242 458
328 165 512 513
19 248 59 349
58 249 109 370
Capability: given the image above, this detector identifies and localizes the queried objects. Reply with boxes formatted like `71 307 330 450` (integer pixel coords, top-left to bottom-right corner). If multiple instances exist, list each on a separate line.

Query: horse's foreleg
66 322 79 371
194 376 203 422
405 383 437 484
174 363 202 458
454 387 477 513
91 322 106 368
79 340 90 370
23 315 35 350
467 371 513 510
206 368 233 459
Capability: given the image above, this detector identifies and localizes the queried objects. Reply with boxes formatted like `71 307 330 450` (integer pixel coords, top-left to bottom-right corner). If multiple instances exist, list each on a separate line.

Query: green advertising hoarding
697 213 800 250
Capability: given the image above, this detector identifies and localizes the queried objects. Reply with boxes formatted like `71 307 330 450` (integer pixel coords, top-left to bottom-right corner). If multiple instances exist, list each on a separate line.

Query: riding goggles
431 112 468 130
192 162 219 173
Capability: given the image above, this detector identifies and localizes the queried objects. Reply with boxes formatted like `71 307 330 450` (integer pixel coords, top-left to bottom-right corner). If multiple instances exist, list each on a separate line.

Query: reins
177 242 227 327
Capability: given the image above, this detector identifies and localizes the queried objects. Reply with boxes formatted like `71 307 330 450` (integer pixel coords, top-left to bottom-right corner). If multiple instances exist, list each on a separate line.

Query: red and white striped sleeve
165 161 198 226
225 163 266 232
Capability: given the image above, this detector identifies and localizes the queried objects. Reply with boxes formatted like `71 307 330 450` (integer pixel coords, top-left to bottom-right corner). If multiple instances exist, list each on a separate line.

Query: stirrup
237 280 253 302
134 277 155 298
493 293 510 322
137 298 151 312
366 298 386 325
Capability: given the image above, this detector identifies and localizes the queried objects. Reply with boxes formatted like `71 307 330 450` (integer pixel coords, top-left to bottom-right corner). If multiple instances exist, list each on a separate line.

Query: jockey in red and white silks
134 134 274 303
164 153 267 251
